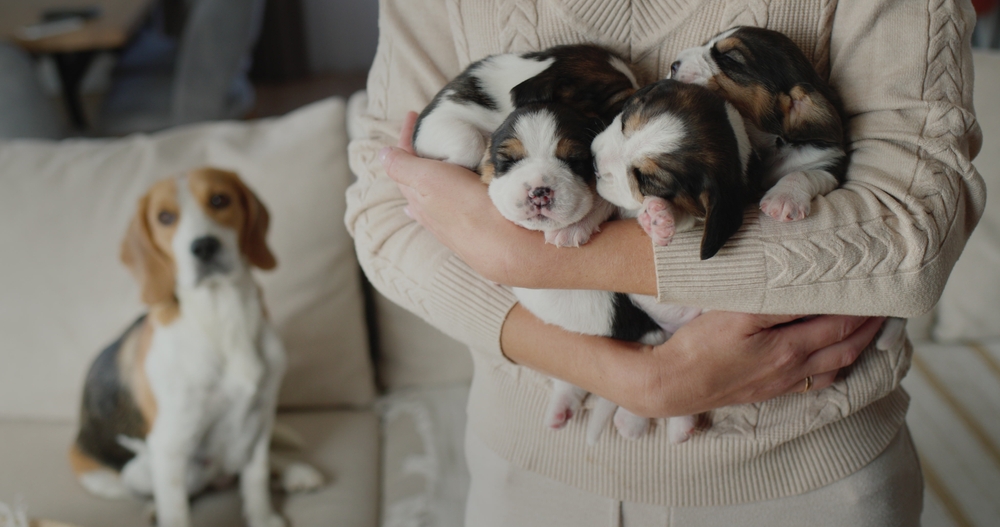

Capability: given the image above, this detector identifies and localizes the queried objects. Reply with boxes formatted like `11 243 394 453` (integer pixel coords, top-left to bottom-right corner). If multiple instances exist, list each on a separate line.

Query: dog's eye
209 193 231 209
157 211 177 226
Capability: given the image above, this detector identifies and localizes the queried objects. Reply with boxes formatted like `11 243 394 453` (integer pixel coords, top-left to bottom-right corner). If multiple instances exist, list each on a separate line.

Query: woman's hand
501 304 884 418
382 112 658 295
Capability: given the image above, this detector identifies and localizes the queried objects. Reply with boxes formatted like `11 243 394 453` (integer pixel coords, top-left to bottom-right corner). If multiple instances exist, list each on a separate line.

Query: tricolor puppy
478 101 704 443
668 26 847 222
412 43 638 171
669 28 909 356
592 79 754 259
69 168 320 527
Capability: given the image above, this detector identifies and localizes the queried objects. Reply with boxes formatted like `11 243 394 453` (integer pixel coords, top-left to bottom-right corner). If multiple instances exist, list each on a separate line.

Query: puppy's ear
510 75 555 107
230 175 277 270
479 136 495 184
779 84 842 145
121 194 176 305
699 184 746 260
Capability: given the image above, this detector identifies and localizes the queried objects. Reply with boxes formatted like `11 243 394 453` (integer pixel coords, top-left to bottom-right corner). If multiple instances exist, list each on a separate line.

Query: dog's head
669 26 842 145
121 168 275 305
480 103 599 232
592 80 751 259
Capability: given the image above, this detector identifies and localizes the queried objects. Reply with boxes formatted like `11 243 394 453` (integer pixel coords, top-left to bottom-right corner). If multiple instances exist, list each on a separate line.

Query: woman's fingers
397 111 418 153
800 316 885 376
787 369 839 395
776 314 875 358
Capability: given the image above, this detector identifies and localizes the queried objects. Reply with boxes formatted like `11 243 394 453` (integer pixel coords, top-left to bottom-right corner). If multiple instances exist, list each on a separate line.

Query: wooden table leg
52 51 96 130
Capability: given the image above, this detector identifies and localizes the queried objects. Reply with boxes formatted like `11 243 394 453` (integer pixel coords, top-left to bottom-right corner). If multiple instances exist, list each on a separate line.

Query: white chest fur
141 275 285 478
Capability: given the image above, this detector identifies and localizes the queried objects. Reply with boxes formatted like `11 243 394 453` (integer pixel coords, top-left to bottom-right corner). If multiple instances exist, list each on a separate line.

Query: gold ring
802 375 814 394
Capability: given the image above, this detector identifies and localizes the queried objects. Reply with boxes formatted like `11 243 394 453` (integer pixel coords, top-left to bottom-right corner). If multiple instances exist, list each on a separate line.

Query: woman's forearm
500 302 884 419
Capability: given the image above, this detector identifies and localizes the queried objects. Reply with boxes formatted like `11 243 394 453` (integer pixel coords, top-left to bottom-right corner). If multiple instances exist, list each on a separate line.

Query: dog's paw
760 184 812 222
249 513 287 527
545 393 584 429
638 196 675 246
281 462 325 493
545 222 599 248
667 415 696 444
613 408 650 440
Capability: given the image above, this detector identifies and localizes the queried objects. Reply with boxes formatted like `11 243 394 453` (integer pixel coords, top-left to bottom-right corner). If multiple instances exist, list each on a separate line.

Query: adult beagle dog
69 168 319 527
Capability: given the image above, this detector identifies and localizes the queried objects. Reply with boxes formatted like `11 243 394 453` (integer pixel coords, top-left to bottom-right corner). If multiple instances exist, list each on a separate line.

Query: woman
346 1 985 525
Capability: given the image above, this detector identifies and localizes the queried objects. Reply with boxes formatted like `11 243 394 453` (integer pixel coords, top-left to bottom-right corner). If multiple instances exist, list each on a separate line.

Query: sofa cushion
933 51 1000 341
0 411 379 527
0 97 375 420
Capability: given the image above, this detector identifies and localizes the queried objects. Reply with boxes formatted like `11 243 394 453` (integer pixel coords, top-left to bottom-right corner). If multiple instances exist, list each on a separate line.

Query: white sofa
0 52 998 527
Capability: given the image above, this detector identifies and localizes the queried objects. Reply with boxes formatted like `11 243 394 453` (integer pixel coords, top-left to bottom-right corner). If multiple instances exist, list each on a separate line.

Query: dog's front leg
147 413 201 527
242 422 285 527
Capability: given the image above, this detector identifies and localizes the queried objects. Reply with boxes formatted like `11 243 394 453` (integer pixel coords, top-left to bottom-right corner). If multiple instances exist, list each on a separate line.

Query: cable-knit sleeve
345 0 517 359
652 0 986 318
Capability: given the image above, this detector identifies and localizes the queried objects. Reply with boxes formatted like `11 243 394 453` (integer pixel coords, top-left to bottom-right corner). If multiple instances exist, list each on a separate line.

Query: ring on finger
801 375 814 394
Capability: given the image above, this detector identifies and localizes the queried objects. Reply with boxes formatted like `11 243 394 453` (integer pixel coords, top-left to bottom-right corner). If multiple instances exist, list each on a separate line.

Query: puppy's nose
670 61 681 77
529 187 553 207
191 236 221 263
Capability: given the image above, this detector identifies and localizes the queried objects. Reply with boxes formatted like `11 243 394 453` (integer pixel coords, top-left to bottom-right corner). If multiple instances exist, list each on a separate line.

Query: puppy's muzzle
529 187 553 208
191 236 222 264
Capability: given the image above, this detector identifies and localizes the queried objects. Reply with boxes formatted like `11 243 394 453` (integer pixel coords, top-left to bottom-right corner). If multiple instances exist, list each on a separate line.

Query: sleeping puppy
592 79 754 259
413 43 638 171
480 103 701 444
668 27 908 352
668 26 847 223
69 168 321 527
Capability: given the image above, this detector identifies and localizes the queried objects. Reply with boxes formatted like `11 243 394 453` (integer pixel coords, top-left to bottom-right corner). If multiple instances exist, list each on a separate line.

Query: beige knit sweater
346 0 985 506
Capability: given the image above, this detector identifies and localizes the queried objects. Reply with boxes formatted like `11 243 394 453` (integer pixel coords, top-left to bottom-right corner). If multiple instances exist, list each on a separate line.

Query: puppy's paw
667 415 696 444
638 196 675 246
545 393 584 429
545 222 600 248
613 408 650 440
281 462 325 493
760 184 812 222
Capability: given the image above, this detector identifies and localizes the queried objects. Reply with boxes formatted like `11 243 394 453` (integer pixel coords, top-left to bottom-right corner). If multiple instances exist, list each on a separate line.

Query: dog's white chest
145 281 279 473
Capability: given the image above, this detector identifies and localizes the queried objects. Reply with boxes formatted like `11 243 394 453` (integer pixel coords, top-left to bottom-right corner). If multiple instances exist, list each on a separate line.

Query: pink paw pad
638 196 676 246
760 193 810 222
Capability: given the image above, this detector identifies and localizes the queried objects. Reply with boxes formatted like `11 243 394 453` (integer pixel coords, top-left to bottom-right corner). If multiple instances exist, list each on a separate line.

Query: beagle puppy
69 168 319 527
668 26 847 223
414 45 701 443
592 78 754 259
668 27 908 353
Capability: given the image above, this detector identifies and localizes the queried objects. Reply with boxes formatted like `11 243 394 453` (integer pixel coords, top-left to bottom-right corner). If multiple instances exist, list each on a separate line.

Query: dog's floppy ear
228 173 277 270
121 194 176 305
479 136 495 184
699 184 746 260
779 83 842 145
510 75 556 107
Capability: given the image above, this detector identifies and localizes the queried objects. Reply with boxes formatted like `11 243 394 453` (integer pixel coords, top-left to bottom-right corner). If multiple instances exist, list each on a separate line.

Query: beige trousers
464 426 923 527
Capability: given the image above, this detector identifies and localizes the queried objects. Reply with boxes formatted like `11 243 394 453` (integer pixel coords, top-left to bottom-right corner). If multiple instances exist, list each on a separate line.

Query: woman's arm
500 304 885 418
386 0 986 318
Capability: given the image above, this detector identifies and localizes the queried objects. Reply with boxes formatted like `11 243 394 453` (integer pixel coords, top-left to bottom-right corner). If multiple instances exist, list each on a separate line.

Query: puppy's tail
586 397 619 445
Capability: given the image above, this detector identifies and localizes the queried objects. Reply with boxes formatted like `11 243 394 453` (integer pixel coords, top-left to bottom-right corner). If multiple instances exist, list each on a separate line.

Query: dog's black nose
529 187 553 207
191 236 221 263
670 61 681 77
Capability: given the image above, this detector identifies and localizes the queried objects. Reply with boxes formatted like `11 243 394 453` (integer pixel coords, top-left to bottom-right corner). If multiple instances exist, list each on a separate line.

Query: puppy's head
121 168 276 304
480 103 598 232
592 80 750 259
669 26 842 145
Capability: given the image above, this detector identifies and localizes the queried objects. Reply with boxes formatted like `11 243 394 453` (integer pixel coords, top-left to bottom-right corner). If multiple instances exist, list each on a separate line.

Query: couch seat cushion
0 411 378 527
